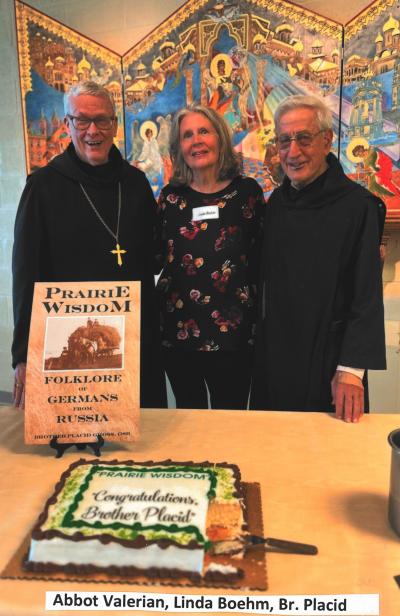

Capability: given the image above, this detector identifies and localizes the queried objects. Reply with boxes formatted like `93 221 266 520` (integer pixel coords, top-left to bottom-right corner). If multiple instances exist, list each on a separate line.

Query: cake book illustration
25 459 249 582
24 281 140 445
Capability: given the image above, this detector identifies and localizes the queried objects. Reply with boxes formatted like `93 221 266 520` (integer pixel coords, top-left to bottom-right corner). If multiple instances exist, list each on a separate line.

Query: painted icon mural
15 0 400 225
122 0 342 197
341 0 400 223
15 1 124 172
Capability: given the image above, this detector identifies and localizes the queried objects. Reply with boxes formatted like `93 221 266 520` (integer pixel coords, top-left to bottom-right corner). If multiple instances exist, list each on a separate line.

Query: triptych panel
15 0 400 224
342 0 400 222
15 1 124 171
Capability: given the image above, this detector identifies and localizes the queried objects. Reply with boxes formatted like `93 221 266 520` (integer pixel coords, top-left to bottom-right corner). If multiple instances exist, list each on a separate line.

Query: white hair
274 95 333 131
64 80 115 115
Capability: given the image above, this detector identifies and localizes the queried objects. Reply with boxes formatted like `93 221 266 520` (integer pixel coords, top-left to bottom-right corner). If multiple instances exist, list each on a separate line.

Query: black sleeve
154 187 168 274
140 175 163 275
11 176 44 367
246 178 267 291
377 198 386 241
339 195 386 370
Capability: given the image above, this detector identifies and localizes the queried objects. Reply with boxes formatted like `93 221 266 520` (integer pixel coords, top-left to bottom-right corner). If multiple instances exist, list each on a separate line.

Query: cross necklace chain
79 182 127 266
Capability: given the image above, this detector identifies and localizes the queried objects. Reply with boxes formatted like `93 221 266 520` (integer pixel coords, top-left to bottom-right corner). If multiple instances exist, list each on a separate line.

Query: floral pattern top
156 176 266 352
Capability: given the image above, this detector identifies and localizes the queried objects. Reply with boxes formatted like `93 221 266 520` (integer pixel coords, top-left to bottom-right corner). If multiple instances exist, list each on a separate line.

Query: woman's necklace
79 182 126 266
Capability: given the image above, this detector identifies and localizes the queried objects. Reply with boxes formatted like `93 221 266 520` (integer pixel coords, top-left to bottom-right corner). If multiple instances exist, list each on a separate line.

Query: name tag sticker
192 205 219 221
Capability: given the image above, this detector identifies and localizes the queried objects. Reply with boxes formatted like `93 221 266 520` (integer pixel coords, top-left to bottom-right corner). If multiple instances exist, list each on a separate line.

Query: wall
23 0 184 56
0 1 26 400
370 232 400 412
0 0 399 410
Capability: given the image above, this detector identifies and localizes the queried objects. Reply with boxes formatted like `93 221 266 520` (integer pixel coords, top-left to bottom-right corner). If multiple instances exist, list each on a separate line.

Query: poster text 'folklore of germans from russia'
25 281 140 445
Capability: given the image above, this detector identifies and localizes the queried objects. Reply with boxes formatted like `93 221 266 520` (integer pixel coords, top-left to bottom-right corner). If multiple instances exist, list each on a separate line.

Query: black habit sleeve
12 175 48 368
338 195 386 370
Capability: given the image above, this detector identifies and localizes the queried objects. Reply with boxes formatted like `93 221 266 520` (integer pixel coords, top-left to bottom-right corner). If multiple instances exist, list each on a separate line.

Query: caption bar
45 592 379 614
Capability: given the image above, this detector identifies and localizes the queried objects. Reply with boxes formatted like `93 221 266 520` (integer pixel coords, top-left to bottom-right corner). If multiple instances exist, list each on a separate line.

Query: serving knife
246 535 318 555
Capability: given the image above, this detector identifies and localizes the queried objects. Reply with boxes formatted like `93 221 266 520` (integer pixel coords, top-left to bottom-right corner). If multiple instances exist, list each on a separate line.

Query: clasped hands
331 370 364 423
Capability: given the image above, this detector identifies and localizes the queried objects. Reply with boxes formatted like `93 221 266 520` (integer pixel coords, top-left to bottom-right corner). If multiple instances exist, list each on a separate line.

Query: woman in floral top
156 105 265 409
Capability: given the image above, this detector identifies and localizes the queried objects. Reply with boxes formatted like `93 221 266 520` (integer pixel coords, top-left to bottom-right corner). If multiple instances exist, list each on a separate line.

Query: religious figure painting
14 0 400 225
122 0 343 197
15 1 124 173
341 0 400 223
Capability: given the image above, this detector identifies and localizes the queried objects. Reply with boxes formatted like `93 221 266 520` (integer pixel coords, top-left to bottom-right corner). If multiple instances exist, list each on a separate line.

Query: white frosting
32 464 216 574
29 537 204 572
206 562 238 574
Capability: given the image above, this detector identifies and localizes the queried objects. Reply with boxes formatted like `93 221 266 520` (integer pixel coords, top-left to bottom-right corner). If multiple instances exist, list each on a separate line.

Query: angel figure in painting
135 121 163 183
349 138 400 199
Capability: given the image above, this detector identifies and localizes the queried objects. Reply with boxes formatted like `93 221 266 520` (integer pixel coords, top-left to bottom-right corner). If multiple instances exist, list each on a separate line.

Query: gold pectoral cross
111 243 127 266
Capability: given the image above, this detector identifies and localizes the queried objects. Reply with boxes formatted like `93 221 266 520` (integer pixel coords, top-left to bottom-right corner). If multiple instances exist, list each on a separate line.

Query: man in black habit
12 81 166 409
251 95 386 422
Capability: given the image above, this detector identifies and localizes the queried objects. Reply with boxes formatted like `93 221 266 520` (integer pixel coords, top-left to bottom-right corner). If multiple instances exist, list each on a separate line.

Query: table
0 406 399 615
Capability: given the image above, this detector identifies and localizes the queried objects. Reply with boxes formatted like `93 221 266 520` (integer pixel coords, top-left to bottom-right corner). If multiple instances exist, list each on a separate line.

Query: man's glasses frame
276 129 326 151
67 115 116 131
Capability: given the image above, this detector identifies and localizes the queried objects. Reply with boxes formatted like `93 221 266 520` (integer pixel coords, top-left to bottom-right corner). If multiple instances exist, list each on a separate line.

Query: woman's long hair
169 105 240 186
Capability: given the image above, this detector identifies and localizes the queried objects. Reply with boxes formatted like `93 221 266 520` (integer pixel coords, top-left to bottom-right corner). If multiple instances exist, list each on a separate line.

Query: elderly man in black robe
12 81 166 409
251 95 386 422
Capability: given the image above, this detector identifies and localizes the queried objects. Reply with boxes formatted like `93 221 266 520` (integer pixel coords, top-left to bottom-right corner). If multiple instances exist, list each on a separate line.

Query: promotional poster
24 281 140 444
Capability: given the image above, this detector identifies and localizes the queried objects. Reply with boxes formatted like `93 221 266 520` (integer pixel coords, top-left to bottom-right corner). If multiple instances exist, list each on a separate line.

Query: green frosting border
62 465 218 545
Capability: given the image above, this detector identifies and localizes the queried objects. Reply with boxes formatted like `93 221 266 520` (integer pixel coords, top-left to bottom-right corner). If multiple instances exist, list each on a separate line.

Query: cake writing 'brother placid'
26 459 245 579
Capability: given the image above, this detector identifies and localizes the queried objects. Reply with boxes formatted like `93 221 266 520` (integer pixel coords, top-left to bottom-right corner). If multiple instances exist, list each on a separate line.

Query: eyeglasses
67 115 115 130
276 130 325 151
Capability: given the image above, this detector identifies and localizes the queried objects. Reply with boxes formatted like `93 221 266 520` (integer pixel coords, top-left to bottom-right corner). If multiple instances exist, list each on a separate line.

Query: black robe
12 144 166 408
251 153 386 412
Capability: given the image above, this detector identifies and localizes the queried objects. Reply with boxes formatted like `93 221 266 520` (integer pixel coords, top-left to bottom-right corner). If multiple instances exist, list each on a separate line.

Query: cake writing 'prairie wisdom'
26 459 246 579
